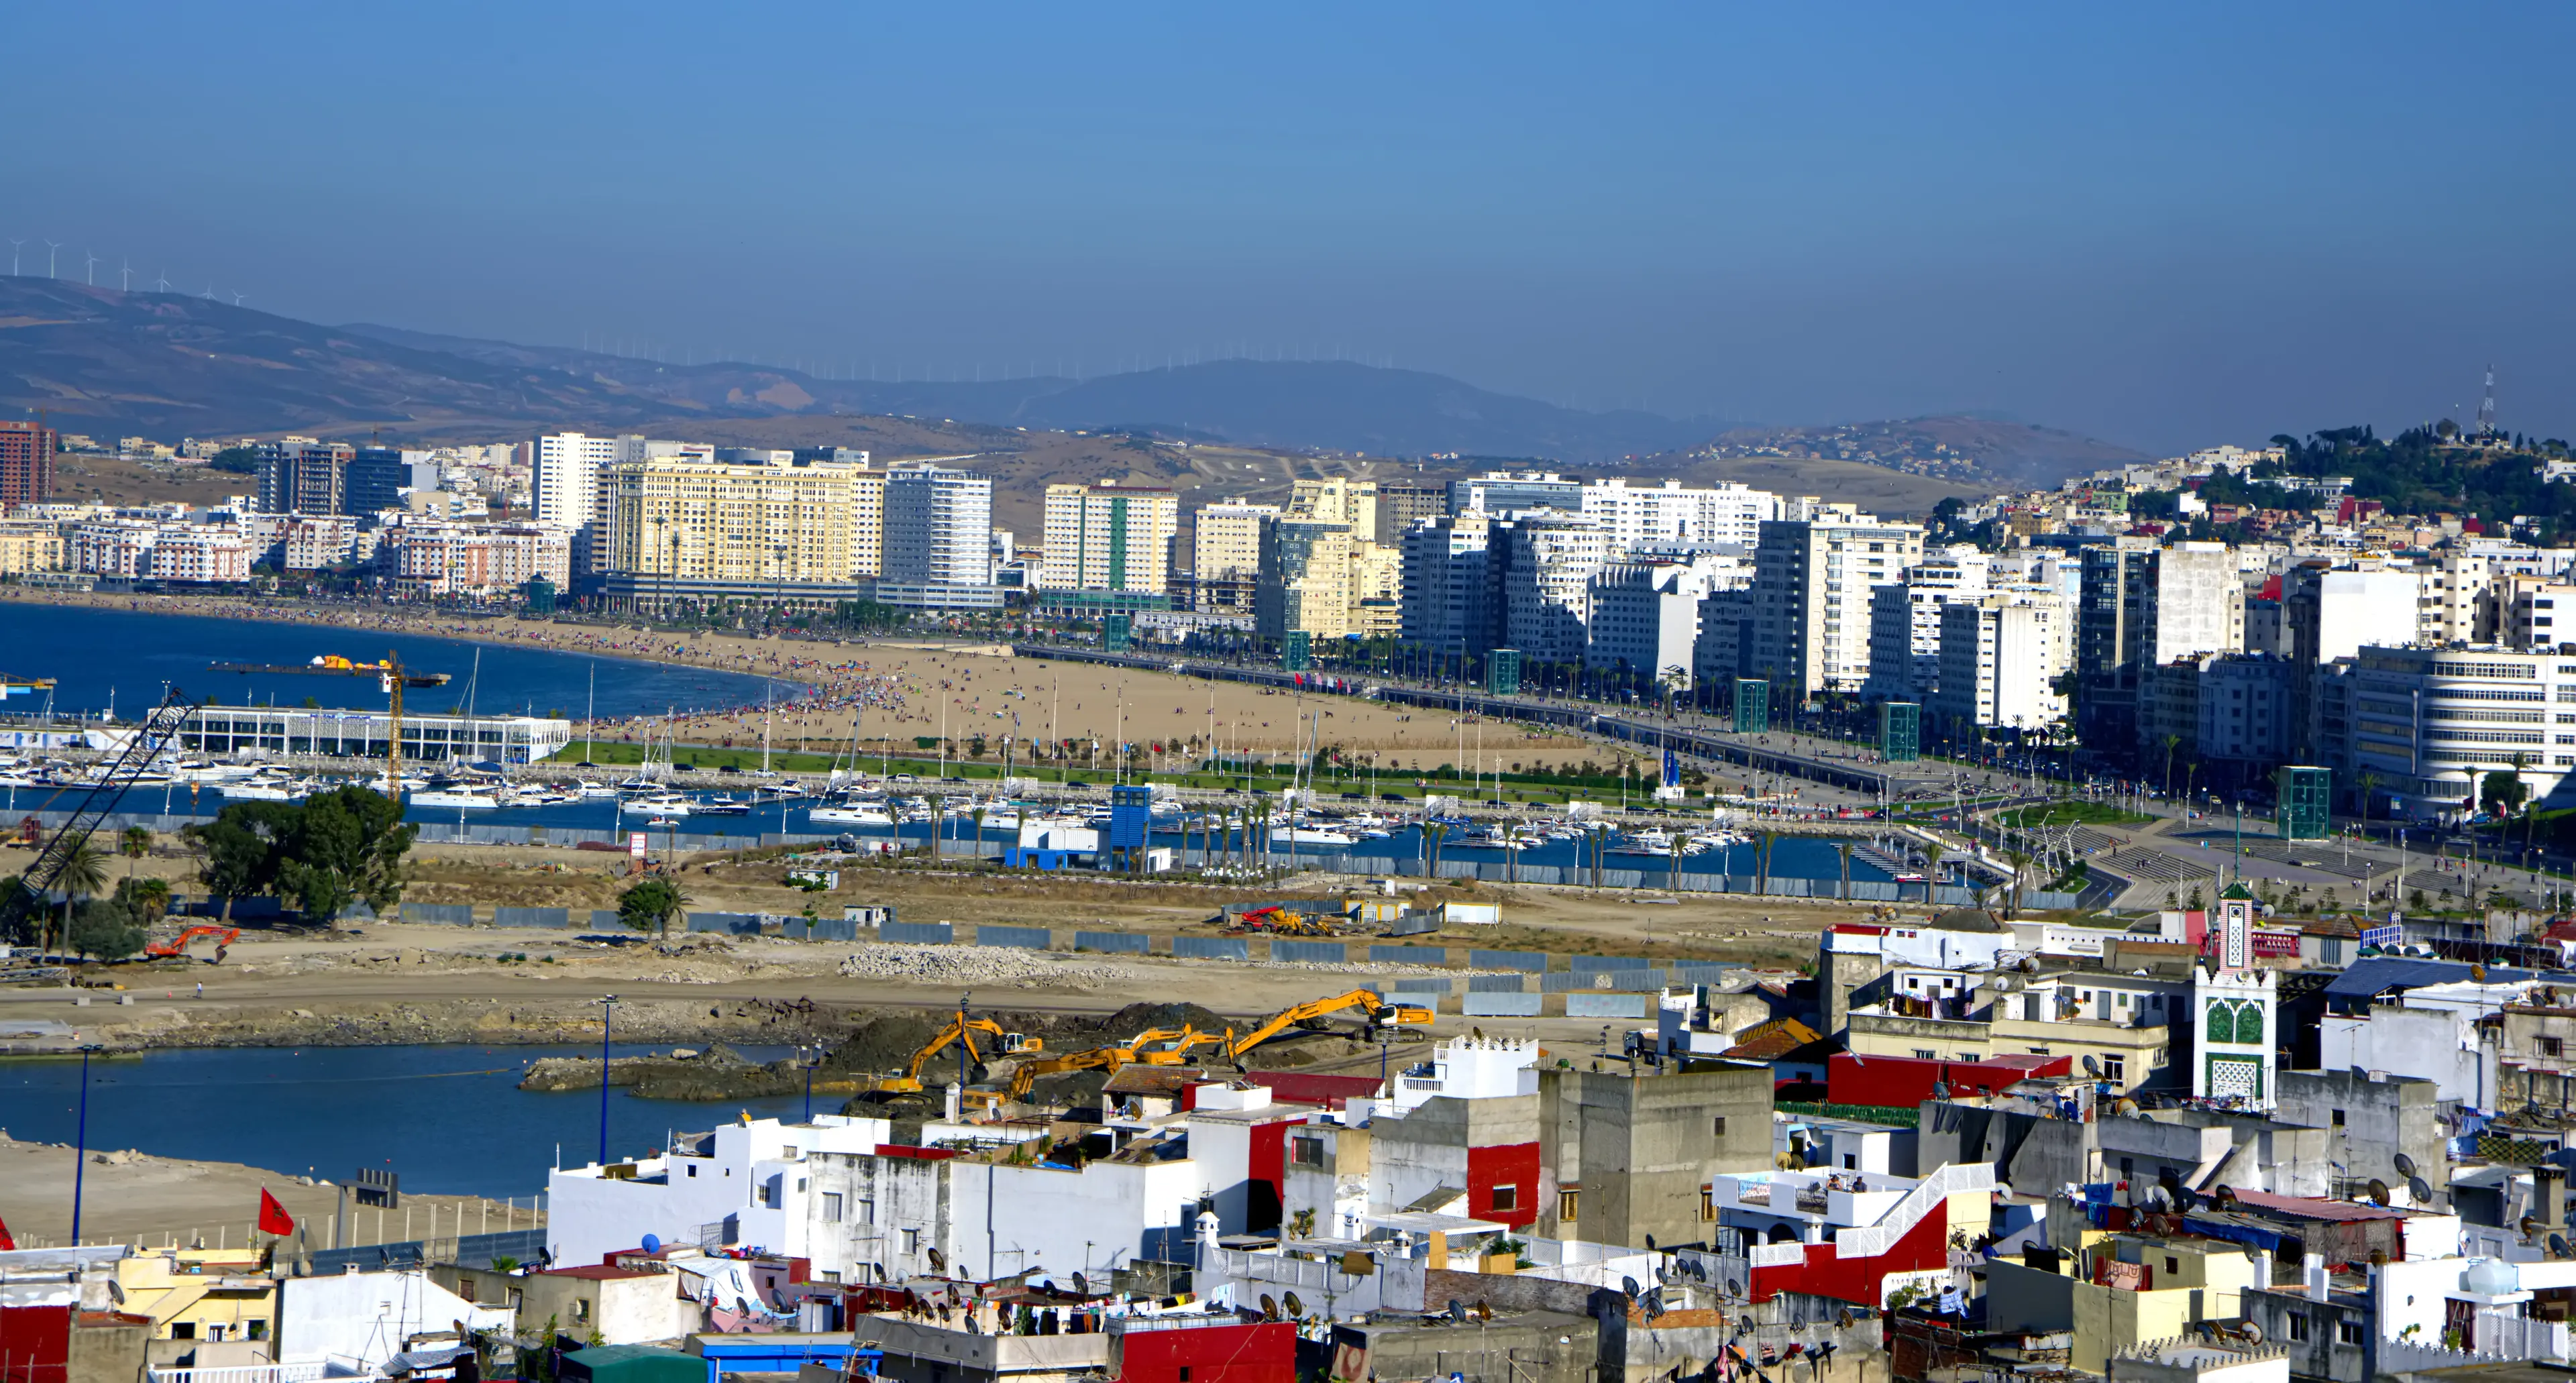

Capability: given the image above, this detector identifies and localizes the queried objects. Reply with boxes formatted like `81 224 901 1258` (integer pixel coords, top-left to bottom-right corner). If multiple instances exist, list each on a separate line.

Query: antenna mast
2477 364 2499 439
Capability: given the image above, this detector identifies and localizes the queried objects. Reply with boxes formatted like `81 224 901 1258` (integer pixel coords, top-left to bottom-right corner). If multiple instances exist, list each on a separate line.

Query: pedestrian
195 981 203 997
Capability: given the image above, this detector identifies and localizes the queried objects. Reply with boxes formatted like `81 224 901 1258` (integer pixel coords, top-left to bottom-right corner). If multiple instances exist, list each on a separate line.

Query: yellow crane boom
1224 988 1434 1062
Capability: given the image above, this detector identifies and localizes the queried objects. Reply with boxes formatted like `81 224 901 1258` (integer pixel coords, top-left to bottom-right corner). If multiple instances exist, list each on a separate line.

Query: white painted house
546 1115 891 1268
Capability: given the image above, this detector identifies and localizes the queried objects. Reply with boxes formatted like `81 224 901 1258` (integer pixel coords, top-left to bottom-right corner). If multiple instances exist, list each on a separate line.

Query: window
2102 1056 2125 1083
820 1270 841 1284
2288 1315 2310 1343
2330 1109 2345 1127
172 1324 195 1341
2543 1037 2566 1059
1491 1185 1519 1213
1291 1136 1326 1167
859 1198 876 1225
903 1228 920 1254
1843 1155 1858 1170
246 1321 267 1341
687 1164 697 1178
2165 1256 2180 1274
457 1279 477 1303
1914 1048 1938 1060
1179 1370 1193 1383
1700 1189 1716 1221
1713 1117 1728 1138
822 1193 844 1224
1559 1190 1579 1221
574 1298 592 1323
2338 1320 2363 1345
508 1290 524 1311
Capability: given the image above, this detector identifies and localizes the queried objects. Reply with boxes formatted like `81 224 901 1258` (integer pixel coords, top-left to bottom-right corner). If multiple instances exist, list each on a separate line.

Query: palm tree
1921 839 1945 897
1837 840 1854 903
2162 734 2182 798
119 826 152 879
2002 846 2031 918
48 836 112 960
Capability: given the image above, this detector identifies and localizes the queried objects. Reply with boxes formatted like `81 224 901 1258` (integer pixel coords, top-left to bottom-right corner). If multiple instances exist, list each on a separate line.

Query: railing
149 1364 378 1383
1834 1163 1994 1260
1749 1241 1809 1267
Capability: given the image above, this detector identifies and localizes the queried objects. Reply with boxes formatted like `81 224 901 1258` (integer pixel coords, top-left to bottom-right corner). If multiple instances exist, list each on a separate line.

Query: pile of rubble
834 943 1150 989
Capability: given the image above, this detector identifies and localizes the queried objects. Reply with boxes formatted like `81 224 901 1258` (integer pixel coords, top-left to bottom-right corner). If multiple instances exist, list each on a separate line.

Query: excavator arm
1224 989 1434 1062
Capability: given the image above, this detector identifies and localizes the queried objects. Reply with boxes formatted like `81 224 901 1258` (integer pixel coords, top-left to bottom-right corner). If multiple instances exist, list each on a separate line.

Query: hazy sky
5 3 2571 453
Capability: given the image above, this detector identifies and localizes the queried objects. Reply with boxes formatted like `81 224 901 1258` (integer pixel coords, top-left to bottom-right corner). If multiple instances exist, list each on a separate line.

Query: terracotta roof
1723 1018 1823 1062
2222 1188 2406 1223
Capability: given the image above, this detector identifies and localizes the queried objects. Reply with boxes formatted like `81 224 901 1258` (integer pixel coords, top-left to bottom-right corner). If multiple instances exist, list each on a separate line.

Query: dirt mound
826 1011 947 1074
1102 1001 1229 1034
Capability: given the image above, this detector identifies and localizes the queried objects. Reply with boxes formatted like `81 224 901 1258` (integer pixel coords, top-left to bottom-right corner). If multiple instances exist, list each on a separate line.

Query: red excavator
145 926 239 963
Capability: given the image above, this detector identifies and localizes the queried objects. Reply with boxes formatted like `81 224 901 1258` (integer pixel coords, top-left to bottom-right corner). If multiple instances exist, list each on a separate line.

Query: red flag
0 1213 15 1251
258 1189 294 1237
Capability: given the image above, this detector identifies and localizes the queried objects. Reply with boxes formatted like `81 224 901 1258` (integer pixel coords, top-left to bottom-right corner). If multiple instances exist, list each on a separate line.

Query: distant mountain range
0 277 2143 488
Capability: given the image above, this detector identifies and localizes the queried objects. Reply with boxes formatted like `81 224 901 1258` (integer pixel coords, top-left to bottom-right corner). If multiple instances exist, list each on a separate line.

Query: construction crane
0 688 200 950
1224 988 1434 1063
867 994 1043 1097
144 925 239 962
0 673 56 703
211 651 423 796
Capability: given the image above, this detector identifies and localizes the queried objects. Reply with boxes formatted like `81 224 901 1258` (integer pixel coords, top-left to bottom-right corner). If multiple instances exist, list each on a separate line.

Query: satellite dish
2473 964 2489 981
1645 1233 1657 1252
2394 1153 2418 1178
1262 1294 1281 1321
1476 1301 1493 1323
2174 1186 2198 1213
106 1280 125 1305
1837 1308 1855 1330
927 1248 947 1273
641 1233 662 1254
1728 1278 1743 1296
2367 1178 2392 1205
1622 1275 1642 1301
2521 1214 2540 1239
2082 1054 2100 1076
2351 1066 2371 1082
1446 1300 1466 1323
2551 1233 2571 1261
1283 1291 1304 1318
2410 1176 2434 1204
2214 1185 2239 1206
1644 1290 1666 1321
2242 1320 2265 1345
1073 1272 1089 1296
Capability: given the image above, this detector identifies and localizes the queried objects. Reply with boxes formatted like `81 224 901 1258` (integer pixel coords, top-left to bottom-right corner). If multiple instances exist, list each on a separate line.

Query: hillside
1690 416 2151 490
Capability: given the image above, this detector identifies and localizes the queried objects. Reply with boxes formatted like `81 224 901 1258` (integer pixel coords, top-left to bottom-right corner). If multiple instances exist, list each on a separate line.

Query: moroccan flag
0 1213 15 1250
257 1189 294 1236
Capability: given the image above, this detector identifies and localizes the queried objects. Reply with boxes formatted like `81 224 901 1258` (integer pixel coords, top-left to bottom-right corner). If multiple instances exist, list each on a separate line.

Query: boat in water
626 791 696 816
692 794 753 817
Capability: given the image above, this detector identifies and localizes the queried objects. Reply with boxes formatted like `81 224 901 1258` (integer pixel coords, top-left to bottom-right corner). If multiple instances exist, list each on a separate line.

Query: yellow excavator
867 996 1043 1097
1224 988 1434 1062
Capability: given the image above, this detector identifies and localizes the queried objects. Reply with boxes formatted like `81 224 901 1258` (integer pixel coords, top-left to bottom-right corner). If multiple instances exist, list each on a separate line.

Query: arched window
2235 1005 2264 1046
2206 1001 2235 1044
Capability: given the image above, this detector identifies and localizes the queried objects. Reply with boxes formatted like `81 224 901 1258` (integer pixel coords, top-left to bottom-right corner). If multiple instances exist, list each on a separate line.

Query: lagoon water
5 604 785 720
0 1044 812 1198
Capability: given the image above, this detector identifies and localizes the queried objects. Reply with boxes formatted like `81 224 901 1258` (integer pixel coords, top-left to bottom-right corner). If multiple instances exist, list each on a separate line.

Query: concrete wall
68 1311 153 1383
1538 1066 1773 1252
2273 1070 2453 1197
947 1156 1208 1281
1333 1310 1595 1383
2319 1008 2497 1109
806 1152 955 1285
1919 1102 2094 1189
276 1271 511 1368
1982 1258 2076 1334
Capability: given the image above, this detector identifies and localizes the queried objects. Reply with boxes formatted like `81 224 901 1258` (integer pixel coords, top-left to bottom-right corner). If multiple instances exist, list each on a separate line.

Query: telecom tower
2477 364 2499 438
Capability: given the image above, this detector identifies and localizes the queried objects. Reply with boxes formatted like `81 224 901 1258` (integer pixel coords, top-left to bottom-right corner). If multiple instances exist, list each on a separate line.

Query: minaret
2192 885 2278 1109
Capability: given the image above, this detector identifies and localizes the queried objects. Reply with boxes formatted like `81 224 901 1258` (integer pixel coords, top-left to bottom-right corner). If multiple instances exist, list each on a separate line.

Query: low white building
545 1115 890 1268
274 1270 510 1370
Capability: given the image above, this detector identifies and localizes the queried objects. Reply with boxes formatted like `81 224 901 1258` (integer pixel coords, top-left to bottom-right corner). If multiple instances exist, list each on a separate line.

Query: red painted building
1826 1053 2072 1108
1111 1317 1294 1383
0 421 53 510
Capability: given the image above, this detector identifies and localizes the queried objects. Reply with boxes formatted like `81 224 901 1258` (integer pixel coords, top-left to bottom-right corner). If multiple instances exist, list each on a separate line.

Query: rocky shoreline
48 993 845 1054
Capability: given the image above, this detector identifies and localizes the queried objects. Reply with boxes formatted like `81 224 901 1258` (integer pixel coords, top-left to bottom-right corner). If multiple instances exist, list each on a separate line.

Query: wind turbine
154 269 170 292
84 250 99 286
119 260 131 292
5 239 19 275
231 291 246 307
202 284 214 299
44 241 61 278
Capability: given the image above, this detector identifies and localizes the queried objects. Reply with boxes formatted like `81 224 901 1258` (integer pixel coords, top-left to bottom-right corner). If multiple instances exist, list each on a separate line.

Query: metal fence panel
782 917 859 942
1669 964 1741 986
1602 869 1645 889
1463 992 1544 1017
1073 930 1149 954
587 909 622 932
2023 890 2080 910
1385 910 1442 936
1436 861 1479 880
1271 940 1348 964
881 920 955 945
402 903 474 926
1368 944 1448 966
1173 936 1251 962
1470 949 1548 973
688 911 761 936
1934 885 1978 906
1565 993 1651 1019
1570 955 1656 970
1467 974 1529 993
492 907 570 930
1545 968 1671 993
978 925 1053 950
1387 977 1452 995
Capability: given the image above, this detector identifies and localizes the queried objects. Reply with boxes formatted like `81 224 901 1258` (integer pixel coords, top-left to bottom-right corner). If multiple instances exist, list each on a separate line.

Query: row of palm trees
11 826 170 960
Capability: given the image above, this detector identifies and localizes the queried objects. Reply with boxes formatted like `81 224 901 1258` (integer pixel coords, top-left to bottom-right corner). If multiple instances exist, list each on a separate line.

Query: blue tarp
2322 956 2550 1007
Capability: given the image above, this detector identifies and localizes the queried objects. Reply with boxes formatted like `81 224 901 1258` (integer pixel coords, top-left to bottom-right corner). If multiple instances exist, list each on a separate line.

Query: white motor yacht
411 785 502 810
808 800 894 826
626 791 696 816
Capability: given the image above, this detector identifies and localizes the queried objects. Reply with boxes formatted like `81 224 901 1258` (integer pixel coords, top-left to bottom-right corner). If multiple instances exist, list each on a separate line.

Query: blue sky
4 3 2571 452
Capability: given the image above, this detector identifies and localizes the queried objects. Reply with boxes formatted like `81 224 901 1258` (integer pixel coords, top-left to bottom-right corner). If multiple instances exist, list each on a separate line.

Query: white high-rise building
1864 549 1992 700
881 463 995 591
1748 508 1925 696
1580 478 1776 553
1585 556 1739 688
1499 508 1611 662
1399 512 1493 650
1931 589 2072 730
532 433 631 532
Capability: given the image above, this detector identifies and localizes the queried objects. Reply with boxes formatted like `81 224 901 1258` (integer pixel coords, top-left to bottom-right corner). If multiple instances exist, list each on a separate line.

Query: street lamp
68 1042 102 1245
597 995 619 1167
